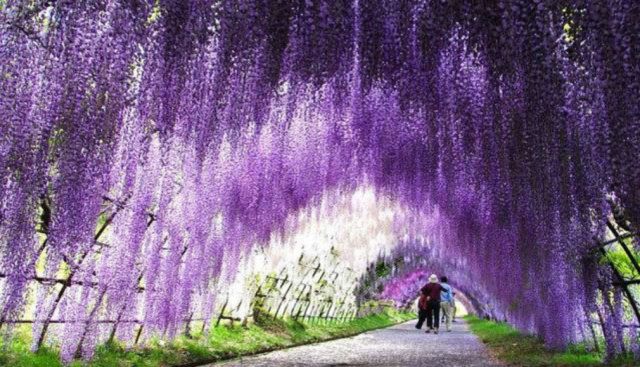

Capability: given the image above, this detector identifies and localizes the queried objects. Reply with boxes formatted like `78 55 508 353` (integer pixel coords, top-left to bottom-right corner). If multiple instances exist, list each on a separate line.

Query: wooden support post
290 286 310 318
293 301 304 320
325 302 334 324
108 309 125 344
293 287 311 321
74 288 107 358
109 271 146 343
283 298 295 318
134 325 144 345
215 299 229 327
586 314 601 353
304 303 315 323
273 281 293 319
316 305 325 325
230 300 242 326
184 312 194 337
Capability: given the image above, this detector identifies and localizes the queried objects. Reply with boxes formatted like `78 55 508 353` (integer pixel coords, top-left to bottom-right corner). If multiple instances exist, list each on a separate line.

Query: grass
0 308 414 367
601 245 640 280
465 315 636 367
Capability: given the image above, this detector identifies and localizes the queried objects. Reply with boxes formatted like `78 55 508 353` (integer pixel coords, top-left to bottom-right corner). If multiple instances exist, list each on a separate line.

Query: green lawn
465 316 636 367
0 308 414 367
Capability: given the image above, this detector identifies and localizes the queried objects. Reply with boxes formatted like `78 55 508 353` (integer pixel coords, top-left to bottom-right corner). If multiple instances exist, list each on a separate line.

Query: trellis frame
0 194 385 355
590 218 640 353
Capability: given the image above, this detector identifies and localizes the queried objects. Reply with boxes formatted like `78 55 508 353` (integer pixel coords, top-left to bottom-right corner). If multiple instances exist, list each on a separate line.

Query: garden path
212 318 503 367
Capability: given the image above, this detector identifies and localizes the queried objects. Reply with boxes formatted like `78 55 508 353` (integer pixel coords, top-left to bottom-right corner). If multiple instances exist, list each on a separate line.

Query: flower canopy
1 0 639 361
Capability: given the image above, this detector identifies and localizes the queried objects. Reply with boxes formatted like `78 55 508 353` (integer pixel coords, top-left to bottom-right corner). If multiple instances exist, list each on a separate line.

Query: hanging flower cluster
1 0 639 361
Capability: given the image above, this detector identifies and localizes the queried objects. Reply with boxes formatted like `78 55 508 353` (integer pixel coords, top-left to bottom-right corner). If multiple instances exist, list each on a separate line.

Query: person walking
415 291 429 330
421 274 445 334
451 289 457 322
439 276 454 332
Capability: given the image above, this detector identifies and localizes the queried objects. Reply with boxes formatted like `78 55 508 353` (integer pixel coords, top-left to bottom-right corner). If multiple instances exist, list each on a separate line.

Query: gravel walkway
212 319 503 367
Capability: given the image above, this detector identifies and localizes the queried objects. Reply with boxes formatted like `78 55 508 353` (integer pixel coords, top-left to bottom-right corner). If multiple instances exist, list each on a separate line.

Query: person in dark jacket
421 274 445 334
415 292 429 329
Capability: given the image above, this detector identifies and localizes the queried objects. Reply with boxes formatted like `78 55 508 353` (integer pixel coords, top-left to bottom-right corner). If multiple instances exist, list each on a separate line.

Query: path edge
176 317 417 367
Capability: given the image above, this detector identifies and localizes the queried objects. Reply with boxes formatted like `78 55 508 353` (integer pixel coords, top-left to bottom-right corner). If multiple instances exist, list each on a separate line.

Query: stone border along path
210 318 504 367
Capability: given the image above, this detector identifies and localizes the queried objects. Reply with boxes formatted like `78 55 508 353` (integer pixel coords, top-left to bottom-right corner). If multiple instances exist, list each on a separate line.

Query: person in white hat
420 273 445 334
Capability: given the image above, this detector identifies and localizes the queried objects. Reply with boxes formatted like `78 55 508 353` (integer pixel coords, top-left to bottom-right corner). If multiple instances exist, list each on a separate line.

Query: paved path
213 319 503 367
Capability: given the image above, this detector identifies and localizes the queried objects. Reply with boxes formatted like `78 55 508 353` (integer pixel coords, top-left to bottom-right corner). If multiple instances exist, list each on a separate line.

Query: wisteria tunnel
1 0 640 365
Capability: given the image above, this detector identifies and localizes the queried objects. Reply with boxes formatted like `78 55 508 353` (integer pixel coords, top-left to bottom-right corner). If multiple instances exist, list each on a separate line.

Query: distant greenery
0 307 414 367
375 261 391 278
466 316 636 367
600 240 640 280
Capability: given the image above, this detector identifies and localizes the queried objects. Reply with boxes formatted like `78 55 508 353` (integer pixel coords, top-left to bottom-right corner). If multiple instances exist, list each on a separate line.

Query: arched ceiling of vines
1 0 639 355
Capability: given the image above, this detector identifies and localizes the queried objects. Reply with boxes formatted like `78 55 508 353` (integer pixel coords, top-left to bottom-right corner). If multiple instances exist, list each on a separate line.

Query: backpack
441 283 453 302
